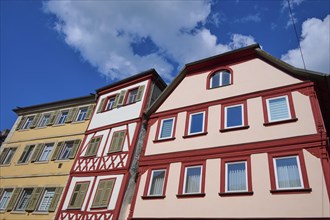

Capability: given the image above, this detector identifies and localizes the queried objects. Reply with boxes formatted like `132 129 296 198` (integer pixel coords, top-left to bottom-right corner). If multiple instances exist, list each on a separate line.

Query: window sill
141 195 166 200
264 118 298 126
32 211 50 215
220 125 250 133
219 191 254 197
182 132 208 139
90 206 108 210
270 188 312 194
176 193 205 198
33 160 49 164
0 163 11 167
10 211 26 214
52 123 65 127
153 137 176 143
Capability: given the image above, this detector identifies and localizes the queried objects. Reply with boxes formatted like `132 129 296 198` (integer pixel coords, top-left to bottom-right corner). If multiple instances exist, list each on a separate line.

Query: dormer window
209 69 232 89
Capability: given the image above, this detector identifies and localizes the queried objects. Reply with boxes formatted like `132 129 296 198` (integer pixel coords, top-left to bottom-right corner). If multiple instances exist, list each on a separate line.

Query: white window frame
147 169 166 196
37 188 55 211
58 141 74 160
38 114 51 128
75 107 88 122
188 112 205 135
266 95 291 122
225 161 248 192
0 148 16 165
22 116 34 130
105 97 116 111
126 89 138 104
273 155 304 190
183 165 202 194
158 118 175 140
0 189 13 210
224 104 244 129
38 143 54 161
210 70 231 88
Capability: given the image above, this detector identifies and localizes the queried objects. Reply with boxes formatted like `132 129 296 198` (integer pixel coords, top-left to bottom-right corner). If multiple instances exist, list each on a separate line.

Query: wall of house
133 150 330 218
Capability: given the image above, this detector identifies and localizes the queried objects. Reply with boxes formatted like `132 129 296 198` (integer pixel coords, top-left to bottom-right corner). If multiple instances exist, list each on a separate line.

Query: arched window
209 69 232 89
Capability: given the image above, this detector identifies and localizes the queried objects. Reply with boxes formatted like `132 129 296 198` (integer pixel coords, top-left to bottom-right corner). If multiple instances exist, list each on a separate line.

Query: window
109 131 126 153
126 88 138 104
38 143 54 161
226 161 247 192
221 101 249 132
15 188 33 211
37 188 55 211
274 156 303 189
58 141 74 160
105 97 116 111
38 114 50 127
56 111 69 125
209 69 232 89
0 189 13 210
75 107 88 122
51 140 81 161
22 116 34 130
186 111 206 136
17 145 35 164
91 179 115 208
0 147 17 165
158 118 175 140
148 170 166 196
183 166 202 194
68 182 89 209
85 136 102 157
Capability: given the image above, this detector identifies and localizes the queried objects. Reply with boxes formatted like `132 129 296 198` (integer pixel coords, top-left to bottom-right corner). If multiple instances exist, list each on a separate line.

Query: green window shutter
30 114 41 129
51 142 64 161
117 90 126 106
85 105 95 120
47 111 58 126
90 137 101 156
48 187 63 212
92 179 115 208
69 183 89 209
112 93 120 109
18 145 30 163
109 131 126 153
65 108 78 123
16 117 27 130
69 139 81 159
26 187 44 212
6 188 22 211
97 99 106 113
135 85 145 102
85 138 95 157
92 180 105 207
31 143 44 162
0 148 9 164
0 188 3 198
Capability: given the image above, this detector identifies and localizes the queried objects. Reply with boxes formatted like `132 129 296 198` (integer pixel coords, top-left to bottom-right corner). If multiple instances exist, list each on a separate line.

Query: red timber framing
56 70 166 220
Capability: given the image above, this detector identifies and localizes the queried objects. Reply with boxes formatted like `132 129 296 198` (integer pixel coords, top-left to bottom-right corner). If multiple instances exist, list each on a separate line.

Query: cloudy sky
1 0 329 131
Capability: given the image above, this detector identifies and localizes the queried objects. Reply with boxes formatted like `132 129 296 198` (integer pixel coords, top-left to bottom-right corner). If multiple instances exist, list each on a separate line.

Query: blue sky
1 0 329 131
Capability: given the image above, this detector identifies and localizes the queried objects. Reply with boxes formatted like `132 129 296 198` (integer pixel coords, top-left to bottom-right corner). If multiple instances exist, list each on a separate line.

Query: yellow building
0 95 95 220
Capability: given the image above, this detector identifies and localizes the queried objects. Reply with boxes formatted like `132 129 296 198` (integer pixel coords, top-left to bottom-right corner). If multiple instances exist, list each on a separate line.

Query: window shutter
51 142 64 161
97 99 106 113
101 179 115 206
73 183 88 209
0 188 3 198
65 108 78 123
48 187 63 212
109 131 125 153
92 180 106 207
135 85 145 102
90 137 101 156
116 90 126 106
85 105 94 120
6 188 22 211
31 143 44 162
26 187 44 212
47 111 58 126
16 117 27 130
18 145 30 163
85 139 94 157
29 114 41 129
112 93 120 109
0 148 9 164
69 139 81 159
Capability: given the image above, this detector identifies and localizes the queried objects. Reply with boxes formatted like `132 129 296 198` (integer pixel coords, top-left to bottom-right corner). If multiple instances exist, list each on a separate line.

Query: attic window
208 69 232 89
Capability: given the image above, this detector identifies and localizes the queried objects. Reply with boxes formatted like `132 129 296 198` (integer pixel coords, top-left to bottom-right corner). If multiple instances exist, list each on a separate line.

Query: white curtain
228 166 246 191
150 171 165 195
277 163 301 188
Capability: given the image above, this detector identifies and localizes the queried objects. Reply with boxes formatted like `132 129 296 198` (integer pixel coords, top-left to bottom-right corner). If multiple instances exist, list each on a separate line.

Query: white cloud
281 0 304 11
281 15 330 74
234 14 261 23
43 1 256 82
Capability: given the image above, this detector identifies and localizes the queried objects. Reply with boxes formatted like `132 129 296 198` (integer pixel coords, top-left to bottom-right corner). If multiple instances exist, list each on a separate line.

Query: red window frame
206 66 233 89
142 165 170 200
219 155 253 196
154 114 177 143
90 177 116 209
268 150 311 194
262 92 298 126
124 87 139 105
177 161 206 198
183 108 208 138
220 100 249 132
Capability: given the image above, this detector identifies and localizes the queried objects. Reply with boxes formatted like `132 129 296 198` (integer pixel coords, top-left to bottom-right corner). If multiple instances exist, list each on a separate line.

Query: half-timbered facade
130 45 330 219
0 95 95 220
55 69 166 220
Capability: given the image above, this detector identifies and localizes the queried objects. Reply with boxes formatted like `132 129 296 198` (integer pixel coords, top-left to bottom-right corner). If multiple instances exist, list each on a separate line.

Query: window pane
38 115 50 127
59 142 73 160
57 111 68 124
0 189 13 210
127 89 138 104
221 71 231 86
160 119 174 139
149 170 165 196
227 162 247 191
16 189 33 211
106 98 115 110
226 105 243 128
189 113 204 134
38 188 55 211
39 144 53 161
211 73 220 88
76 108 88 122
184 167 201 194
275 157 302 189
268 97 290 122
23 117 34 129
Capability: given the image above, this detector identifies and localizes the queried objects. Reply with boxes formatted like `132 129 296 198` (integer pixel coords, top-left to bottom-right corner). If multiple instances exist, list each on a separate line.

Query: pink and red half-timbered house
55 69 166 220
